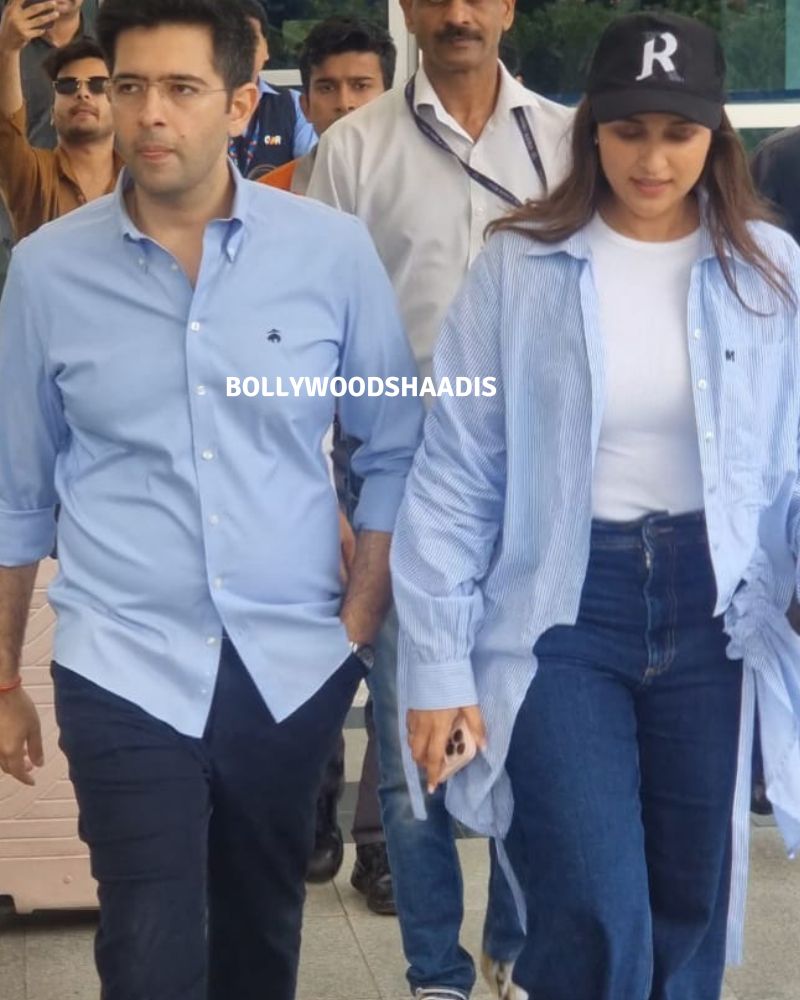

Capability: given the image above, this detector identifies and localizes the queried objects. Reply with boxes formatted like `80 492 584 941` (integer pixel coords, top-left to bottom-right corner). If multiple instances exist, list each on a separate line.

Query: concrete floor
1 723 798 999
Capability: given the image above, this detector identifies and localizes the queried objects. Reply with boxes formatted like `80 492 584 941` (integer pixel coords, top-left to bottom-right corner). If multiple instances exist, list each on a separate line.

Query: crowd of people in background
1 3 800 1000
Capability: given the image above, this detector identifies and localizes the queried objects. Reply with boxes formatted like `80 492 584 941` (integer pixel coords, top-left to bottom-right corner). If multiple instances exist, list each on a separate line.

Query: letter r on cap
635 32 679 81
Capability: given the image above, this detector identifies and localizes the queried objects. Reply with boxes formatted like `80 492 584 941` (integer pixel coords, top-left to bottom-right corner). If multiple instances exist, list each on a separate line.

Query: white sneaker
480 952 528 1000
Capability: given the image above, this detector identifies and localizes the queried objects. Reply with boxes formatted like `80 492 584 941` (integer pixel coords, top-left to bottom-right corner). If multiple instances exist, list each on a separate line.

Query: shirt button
196 385 207 396
206 636 217 646
200 687 208 695
697 379 708 391
213 577 223 590
138 258 145 267
693 328 702 339
171 263 179 271
202 449 214 461
209 514 220 526
704 430 714 442
190 321 201 332
708 484 718 494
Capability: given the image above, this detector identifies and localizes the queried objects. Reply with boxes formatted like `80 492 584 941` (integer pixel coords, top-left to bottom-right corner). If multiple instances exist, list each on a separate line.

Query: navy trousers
53 639 364 1000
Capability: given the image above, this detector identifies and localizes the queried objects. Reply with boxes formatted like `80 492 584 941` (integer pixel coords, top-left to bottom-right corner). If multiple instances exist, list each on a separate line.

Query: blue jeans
370 606 524 995
505 511 742 1000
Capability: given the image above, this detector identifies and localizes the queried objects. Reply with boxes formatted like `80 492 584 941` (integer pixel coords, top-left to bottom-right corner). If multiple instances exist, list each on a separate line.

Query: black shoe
751 780 774 817
306 792 344 884
350 842 396 915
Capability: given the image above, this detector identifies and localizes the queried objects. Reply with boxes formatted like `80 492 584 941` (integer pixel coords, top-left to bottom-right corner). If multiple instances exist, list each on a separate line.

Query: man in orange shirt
0 1 121 238
261 16 394 196
0 0 99 148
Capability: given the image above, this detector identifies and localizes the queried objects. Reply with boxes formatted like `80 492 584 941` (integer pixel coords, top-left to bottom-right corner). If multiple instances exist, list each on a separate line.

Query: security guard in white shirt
308 2 573 998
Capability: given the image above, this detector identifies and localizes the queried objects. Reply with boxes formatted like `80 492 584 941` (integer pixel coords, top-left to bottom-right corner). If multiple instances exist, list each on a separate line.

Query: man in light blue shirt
0 1 421 998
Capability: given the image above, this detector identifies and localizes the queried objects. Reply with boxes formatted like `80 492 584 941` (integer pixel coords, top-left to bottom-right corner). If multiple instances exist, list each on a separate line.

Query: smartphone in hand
438 718 478 783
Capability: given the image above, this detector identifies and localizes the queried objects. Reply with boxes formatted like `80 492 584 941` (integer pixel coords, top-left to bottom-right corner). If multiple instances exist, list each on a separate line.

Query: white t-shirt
588 212 705 521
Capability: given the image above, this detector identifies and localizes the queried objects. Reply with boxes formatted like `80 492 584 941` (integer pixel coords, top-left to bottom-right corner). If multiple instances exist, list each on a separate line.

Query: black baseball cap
587 13 726 130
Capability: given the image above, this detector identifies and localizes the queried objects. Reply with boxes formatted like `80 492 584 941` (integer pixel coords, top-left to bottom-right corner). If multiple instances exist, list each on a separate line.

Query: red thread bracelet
0 677 22 694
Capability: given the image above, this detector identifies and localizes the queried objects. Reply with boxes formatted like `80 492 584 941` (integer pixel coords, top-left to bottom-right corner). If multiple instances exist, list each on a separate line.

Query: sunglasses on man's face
53 76 110 97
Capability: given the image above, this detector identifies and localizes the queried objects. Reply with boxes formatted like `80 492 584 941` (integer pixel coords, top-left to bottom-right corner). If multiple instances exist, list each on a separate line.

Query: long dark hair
489 98 794 309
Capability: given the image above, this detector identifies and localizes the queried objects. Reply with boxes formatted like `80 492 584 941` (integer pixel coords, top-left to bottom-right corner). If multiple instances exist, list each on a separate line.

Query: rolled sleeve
0 107 44 237
0 507 56 565
0 251 64 565
352 470 408 534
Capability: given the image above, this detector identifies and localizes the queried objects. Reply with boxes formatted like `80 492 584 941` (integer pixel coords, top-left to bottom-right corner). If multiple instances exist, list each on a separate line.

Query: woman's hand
407 706 486 793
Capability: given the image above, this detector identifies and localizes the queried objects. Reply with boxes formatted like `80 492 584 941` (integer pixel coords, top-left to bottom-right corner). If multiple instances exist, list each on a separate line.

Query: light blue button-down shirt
391 216 800 961
0 167 422 735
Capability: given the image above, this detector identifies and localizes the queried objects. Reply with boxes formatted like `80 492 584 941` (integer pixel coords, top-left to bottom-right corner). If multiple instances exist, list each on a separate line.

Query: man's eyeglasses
54 76 110 97
107 79 229 106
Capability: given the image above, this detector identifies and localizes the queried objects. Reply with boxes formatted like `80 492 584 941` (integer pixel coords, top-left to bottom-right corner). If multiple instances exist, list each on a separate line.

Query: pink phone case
438 720 478 782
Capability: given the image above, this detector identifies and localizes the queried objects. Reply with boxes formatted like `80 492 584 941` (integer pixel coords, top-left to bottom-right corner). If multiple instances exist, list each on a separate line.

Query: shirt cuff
353 472 407 534
0 507 57 565
407 657 479 710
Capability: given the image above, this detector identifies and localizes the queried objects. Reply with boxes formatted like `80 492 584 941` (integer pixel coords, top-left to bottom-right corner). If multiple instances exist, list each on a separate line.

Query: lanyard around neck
404 77 548 207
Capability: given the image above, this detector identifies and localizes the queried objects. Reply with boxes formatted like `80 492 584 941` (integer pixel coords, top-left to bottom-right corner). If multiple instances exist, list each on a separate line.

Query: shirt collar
413 60 538 125
522 195 728 266
56 145 124 192
115 160 248 261
258 76 276 97
493 62 542 116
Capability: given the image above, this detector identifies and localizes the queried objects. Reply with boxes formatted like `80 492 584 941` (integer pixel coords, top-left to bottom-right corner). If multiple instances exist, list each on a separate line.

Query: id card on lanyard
404 77 548 206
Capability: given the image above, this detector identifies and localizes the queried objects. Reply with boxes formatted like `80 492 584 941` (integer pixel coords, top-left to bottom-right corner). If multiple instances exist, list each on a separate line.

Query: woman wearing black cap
391 11 800 1000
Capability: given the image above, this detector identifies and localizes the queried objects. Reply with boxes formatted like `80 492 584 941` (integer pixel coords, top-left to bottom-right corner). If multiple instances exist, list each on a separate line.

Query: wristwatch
349 641 375 671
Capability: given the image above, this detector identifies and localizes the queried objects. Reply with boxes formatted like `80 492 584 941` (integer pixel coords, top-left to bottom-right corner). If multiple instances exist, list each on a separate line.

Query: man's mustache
435 25 483 44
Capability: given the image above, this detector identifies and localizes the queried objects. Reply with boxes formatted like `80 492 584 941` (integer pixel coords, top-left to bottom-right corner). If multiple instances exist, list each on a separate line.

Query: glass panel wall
508 0 798 103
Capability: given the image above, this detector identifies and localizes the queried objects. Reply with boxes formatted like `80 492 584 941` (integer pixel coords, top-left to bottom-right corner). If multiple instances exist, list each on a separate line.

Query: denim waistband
590 510 707 550
579 509 716 636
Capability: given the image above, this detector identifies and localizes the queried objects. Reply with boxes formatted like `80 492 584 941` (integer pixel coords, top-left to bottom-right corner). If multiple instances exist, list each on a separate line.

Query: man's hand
0 0 58 53
338 509 356 587
0 686 44 785
407 706 486 793
339 530 392 646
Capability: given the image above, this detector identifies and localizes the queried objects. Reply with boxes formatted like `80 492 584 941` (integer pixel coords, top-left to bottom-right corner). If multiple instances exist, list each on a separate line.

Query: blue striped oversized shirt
390 216 800 962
